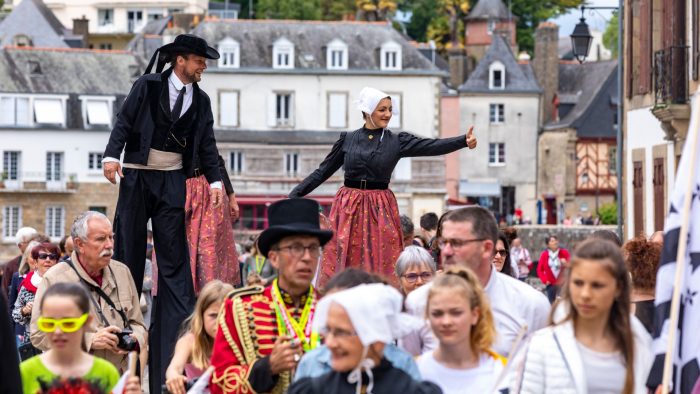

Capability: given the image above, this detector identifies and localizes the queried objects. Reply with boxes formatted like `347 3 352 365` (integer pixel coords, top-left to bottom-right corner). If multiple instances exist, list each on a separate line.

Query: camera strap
63 259 129 328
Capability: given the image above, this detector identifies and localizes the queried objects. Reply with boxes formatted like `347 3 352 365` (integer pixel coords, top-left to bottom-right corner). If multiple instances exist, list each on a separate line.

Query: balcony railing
0 172 79 192
654 46 689 105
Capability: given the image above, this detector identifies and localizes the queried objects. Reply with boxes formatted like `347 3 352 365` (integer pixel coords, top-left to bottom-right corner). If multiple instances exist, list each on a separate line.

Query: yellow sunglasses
37 313 89 333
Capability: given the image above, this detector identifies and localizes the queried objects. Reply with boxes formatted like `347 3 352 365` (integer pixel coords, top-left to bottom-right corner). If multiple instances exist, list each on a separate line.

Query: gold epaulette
224 285 265 300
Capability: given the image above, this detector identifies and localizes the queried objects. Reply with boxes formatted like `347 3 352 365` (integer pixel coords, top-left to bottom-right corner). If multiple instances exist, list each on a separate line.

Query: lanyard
271 279 319 352
255 256 265 275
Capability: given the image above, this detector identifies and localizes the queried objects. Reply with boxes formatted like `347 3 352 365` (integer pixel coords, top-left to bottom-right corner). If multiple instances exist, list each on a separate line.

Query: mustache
99 249 113 257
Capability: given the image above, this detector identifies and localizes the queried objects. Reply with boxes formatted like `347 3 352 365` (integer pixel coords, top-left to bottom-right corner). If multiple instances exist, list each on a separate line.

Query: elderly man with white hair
30 211 147 371
2 227 38 295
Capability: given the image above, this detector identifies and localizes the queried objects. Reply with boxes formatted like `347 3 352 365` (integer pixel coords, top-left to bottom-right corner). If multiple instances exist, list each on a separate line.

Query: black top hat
160 34 219 59
257 199 334 257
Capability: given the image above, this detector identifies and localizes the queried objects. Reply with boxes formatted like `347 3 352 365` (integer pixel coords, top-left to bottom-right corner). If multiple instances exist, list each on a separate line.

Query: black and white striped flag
647 95 700 394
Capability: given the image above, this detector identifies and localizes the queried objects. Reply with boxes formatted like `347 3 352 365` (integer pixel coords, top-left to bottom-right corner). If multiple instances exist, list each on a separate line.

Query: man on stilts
102 34 222 393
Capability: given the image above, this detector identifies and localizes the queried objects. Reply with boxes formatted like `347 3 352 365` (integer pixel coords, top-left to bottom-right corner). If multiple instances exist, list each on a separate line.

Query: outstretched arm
289 133 346 198
398 126 476 158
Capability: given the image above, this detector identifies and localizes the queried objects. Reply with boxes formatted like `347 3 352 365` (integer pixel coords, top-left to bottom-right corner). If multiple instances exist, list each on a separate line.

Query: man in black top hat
102 34 222 392
209 198 333 394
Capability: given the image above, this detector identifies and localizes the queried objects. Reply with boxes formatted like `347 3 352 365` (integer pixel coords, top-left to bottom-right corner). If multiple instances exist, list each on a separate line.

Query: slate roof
0 0 69 48
545 60 618 139
0 47 140 129
127 17 171 60
466 0 515 20
458 35 541 93
192 19 444 76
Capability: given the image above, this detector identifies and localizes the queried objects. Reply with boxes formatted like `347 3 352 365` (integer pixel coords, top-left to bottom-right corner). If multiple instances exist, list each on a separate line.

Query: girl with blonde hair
165 280 233 394
416 267 505 394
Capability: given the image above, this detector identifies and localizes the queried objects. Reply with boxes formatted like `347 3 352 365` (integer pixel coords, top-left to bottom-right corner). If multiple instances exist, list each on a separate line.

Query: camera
116 328 139 351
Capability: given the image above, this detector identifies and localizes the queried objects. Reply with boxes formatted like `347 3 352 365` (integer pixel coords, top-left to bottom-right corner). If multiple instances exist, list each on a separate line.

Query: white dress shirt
404 265 551 357
103 72 221 189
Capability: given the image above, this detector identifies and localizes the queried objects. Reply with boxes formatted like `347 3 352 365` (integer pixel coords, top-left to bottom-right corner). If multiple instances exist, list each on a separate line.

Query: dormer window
273 37 295 69
218 37 240 68
326 39 348 70
380 41 402 71
489 61 505 90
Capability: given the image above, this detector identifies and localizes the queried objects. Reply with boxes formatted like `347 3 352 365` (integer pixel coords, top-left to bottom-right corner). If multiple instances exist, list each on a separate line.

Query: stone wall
512 225 619 258
0 183 118 260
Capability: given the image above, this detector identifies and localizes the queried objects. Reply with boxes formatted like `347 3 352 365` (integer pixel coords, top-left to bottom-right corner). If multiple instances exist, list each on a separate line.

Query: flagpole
661 95 700 394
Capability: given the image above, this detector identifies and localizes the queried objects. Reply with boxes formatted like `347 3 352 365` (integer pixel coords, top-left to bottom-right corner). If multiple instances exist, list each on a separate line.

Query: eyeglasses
402 272 433 283
436 237 485 250
37 313 88 333
276 243 322 258
37 253 59 261
495 249 508 257
322 327 357 340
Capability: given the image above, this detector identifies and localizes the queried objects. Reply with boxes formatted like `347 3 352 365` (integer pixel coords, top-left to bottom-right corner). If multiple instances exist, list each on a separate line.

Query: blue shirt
294 343 421 382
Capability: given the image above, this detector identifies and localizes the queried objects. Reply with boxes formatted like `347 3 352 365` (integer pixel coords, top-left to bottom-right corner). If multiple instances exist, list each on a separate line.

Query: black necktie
171 86 186 121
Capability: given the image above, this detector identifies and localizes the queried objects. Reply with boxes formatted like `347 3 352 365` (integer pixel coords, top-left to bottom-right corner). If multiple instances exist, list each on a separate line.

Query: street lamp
570 12 593 63
569 3 624 238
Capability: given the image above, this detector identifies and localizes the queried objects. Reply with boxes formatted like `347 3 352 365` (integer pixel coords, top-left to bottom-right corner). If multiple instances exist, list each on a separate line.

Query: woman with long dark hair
290 87 476 286
510 239 653 393
493 233 516 278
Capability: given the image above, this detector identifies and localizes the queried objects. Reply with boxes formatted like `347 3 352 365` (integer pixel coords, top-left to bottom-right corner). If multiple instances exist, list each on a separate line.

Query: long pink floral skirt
318 186 403 287
185 175 240 293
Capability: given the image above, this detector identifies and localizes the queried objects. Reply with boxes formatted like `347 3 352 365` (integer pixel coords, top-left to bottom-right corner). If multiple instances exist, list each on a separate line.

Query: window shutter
220 92 239 127
638 0 651 93
328 93 347 128
0 97 15 124
267 93 277 127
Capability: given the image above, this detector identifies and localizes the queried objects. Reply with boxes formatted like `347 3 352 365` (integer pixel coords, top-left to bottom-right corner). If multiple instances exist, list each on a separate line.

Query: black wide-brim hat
144 34 220 74
257 198 334 258
159 34 219 59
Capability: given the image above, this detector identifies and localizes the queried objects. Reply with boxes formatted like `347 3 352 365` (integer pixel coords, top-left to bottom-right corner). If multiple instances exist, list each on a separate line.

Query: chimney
448 47 470 89
533 22 559 125
72 16 89 48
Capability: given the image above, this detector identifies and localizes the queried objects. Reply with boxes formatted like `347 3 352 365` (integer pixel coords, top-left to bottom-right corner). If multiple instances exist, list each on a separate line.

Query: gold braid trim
212 363 256 394
219 298 246 365
234 296 258 363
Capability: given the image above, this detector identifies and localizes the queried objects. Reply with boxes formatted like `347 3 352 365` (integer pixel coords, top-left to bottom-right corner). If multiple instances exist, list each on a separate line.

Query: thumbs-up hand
466 126 477 149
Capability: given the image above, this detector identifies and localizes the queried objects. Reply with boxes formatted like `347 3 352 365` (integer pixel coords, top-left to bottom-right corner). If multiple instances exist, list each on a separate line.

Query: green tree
256 0 322 19
598 202 618 225
320 0 356 20
403 0 583 53
356 0 399 21
603 11 619 58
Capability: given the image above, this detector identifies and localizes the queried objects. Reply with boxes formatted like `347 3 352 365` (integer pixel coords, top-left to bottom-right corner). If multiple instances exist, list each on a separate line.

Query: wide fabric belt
122 149 183 171
344 179 389 190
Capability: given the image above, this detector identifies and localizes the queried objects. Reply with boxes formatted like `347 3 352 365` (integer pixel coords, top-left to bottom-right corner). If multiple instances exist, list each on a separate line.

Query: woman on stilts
290 87 477 286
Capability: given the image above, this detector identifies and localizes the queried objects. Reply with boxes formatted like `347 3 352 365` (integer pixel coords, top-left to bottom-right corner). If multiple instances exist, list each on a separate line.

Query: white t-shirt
416 351 503 394
405 266 550 356
577 341 626 394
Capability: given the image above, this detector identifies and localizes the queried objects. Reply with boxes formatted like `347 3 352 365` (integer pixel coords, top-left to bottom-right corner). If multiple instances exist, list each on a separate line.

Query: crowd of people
0 33 675 394
0 200 667 394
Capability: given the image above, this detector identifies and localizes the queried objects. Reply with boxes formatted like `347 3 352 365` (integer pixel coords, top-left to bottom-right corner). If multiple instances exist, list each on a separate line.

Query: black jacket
288 358 442 394
104 68 221 184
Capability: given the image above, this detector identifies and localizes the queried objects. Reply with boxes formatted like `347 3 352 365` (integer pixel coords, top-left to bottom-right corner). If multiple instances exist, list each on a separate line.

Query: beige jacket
30 252 147 371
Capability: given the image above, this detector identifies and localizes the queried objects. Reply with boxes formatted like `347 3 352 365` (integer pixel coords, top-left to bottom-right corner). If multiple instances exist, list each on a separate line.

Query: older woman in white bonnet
290 87 477 287
288 283 441 394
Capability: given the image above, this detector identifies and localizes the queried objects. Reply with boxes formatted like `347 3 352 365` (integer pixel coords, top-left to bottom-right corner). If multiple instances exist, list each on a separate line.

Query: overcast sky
551 0 619 36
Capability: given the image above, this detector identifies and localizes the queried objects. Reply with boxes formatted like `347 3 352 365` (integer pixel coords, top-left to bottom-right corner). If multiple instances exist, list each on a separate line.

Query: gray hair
19 240 42 275
15 227 38 245
71 211 110 241
395 246 436 277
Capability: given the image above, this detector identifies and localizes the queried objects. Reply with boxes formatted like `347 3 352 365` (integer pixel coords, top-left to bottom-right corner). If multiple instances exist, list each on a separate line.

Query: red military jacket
210 284 317 394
